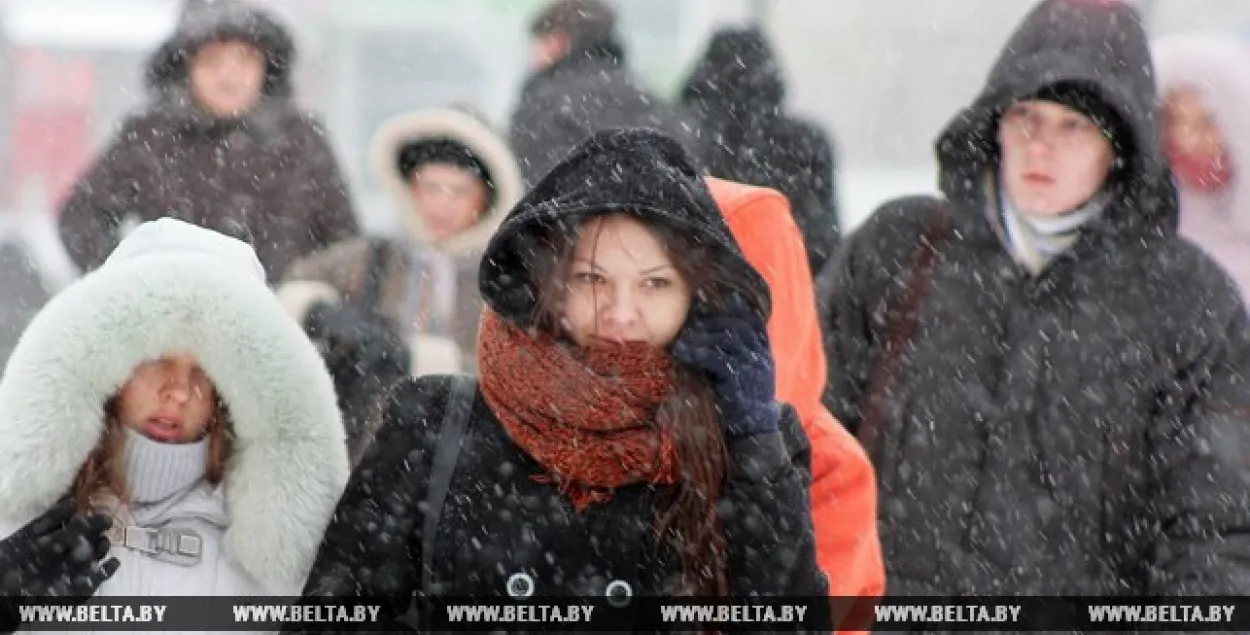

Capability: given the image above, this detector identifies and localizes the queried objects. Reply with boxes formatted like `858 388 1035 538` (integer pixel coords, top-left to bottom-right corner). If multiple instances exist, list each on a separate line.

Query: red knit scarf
1168 144 1235 192
476 308 679 511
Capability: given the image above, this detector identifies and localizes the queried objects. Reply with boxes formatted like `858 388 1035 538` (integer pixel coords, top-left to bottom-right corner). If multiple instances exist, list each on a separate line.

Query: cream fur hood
371 107 523 255
0 218 348 593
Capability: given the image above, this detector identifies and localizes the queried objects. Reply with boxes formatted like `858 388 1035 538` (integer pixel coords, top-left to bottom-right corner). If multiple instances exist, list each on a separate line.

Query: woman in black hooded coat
286 128 827 630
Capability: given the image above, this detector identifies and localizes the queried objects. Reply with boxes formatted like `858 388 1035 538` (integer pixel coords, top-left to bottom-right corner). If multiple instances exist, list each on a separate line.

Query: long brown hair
71 397 233 514
529 214 766 596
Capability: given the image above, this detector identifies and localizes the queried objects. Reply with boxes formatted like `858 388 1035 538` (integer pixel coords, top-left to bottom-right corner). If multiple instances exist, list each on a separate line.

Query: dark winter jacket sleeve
57 115 152 272
1145 301 1250 594
285 377 444 630
723 404 829 596
820 196 939 434
786 119 840 274
282 114 359 253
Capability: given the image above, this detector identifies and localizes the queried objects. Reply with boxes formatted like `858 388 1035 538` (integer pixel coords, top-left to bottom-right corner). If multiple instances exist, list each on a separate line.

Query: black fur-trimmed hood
145 0 295 99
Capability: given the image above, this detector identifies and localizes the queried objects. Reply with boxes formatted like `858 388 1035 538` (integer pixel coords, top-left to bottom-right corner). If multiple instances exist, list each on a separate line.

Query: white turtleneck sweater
0 429 276 635
87 429 270 598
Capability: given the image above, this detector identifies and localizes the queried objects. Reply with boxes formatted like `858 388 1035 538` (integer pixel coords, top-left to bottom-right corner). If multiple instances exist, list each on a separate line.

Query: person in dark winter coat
57 0 359 282
821 0 1250 597
287 128 827 629
509 0 703 187
681 26 840 276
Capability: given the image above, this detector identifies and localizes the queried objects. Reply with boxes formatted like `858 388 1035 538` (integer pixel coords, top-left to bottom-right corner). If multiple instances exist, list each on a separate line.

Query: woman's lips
591 335 639 346
1024 172 1055 185
143 417 183 442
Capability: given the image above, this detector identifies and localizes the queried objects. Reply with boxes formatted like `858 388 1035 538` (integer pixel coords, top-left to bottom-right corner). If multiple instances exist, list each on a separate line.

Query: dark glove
303 302 412 453
303 302 412 378
0 498 119 610
670 293 779 438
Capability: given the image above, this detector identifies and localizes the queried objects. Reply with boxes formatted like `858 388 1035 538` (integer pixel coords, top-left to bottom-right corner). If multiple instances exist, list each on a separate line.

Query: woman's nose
600 287 639 328
162 376 193 404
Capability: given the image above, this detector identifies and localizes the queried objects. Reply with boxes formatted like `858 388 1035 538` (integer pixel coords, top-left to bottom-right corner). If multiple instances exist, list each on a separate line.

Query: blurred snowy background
0 0 1247 246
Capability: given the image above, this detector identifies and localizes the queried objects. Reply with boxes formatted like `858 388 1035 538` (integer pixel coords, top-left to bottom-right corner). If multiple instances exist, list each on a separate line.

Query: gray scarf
996 175 1110 275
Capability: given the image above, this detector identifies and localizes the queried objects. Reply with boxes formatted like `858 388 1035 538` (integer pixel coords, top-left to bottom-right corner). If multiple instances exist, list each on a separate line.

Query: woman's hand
0 498 120 599
671 294 780 438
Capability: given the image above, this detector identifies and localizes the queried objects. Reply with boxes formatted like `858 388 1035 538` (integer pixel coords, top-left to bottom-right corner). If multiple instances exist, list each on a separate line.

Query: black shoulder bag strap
413 374 476 629
360 238 391 317
856 204 955 456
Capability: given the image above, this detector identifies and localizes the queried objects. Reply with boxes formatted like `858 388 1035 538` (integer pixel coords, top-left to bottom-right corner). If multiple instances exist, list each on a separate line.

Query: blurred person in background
1154 33 1250 302
277 105 523 461
509 0 703 187
682 26 841 276
823 0 1250 597
57 0 358 282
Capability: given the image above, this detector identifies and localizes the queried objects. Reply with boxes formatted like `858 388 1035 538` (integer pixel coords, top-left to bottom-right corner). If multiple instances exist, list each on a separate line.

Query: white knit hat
103 217 266 284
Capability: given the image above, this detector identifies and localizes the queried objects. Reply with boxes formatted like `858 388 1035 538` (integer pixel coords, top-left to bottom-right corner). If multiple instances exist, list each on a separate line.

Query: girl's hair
529 213 767 596
71 396 233 514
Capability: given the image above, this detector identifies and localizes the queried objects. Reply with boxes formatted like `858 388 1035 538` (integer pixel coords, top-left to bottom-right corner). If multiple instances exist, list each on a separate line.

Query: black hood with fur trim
145 0 295 99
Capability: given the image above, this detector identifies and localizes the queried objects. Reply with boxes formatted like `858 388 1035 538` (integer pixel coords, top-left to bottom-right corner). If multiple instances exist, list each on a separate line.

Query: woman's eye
192 370 211 387
1063 118 1093 133
573 272 603 284
644 278 672 289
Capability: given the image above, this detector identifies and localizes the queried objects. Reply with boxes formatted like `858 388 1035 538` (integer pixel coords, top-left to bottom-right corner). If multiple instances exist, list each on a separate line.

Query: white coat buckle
112 525 204 566
121 526 160 554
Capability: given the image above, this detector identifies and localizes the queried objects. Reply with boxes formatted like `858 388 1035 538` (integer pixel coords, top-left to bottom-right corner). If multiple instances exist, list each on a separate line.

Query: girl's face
561 214 693 348
1164 87 1228 160
116 353 217 444
409 162 490 240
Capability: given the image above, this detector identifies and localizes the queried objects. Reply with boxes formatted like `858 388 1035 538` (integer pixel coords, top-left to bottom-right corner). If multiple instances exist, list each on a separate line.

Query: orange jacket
708 178 885 630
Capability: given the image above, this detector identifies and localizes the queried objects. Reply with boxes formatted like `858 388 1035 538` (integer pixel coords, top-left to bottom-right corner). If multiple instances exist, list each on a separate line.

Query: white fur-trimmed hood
370 107 523 255
1153 33 1250 230
0 223 349 593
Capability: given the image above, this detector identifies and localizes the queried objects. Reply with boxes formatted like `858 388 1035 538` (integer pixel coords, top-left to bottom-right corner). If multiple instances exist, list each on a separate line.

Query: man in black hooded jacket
681 26 840 276
822 0 1250 596
508 0 702 187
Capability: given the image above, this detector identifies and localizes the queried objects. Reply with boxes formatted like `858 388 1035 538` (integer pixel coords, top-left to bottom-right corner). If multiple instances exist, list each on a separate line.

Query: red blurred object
9 48 96 214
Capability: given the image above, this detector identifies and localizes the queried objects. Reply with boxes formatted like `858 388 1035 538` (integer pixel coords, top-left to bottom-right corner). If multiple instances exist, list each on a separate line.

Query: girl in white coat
0 218 349 633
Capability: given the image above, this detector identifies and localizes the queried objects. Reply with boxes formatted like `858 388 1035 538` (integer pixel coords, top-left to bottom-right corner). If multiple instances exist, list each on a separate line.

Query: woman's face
116 353 217 444
561 214 692 348
1164 87 1228 159
998 99 1115 216
409 162 489 240
189 40 266 118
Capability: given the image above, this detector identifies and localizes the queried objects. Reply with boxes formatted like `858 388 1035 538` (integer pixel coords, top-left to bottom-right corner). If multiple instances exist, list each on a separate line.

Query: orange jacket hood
709 177 885 628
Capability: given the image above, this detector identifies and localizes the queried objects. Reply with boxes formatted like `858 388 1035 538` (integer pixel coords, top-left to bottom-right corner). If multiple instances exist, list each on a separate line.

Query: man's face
998 99 1115 216
530 33 570 72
